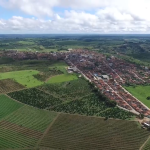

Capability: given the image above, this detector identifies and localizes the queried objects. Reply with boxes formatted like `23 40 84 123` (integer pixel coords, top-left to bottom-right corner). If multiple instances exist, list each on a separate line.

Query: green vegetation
0 95 23 120
40 113 149 150
49 61 68 74
143 138 150 150
0 126 39 149
47 74 78 83
125 85 150 108
8 88 62 109
8 79 134 120
0 95 58 149
0 70 43 87
4 105 58 132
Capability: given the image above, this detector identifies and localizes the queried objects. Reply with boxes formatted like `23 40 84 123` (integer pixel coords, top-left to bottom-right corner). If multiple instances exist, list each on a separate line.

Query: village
1 49 150 118
65 49 150 118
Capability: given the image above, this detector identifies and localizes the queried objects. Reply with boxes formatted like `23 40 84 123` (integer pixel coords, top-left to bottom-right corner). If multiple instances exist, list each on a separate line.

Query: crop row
0 79 25 94
4 105 58 132
40 113 149 150
0 94 23 120
142 138 150 150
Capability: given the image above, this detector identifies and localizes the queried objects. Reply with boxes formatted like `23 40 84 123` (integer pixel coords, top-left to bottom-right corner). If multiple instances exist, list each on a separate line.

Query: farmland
0 79 25 93
39 113 150 150
125 85 150 108
8 88 62 109
8 79 134 120
0 70 43 88
0 95 23 120
0 95 58 149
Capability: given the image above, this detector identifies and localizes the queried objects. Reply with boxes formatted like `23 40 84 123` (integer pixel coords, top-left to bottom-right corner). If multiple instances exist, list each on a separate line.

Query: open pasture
0 70 43 88
47 74 78 83
39 113 150 150
125 85 150 108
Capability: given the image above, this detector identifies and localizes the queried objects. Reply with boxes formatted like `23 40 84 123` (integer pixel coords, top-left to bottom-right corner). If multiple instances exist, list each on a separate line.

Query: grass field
0 70 43 88
49 61 68 74
39 113 150 150
125 85 150 108
47 74 78 83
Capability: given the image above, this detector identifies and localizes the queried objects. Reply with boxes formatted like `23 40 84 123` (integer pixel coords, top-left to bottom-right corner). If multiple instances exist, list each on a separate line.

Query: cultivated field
125 85 150 108
39 113 150 150
0 94 23 120
0 70 43 88
0 95 58 149
8 79 134 120
0 79 25 93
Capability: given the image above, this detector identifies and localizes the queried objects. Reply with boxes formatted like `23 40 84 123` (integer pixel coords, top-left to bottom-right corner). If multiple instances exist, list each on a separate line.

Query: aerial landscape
1 0 150 150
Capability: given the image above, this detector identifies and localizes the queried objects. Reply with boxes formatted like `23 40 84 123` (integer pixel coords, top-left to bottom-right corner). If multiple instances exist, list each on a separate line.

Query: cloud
1 10 150 34
0 0 150 33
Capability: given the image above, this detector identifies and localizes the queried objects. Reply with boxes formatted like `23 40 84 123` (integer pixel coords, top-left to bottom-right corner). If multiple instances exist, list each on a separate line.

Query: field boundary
36 113 61 148
140 135 150 150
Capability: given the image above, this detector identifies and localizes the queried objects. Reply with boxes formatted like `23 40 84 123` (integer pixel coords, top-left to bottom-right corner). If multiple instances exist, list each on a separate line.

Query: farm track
140 136 150 150
36 113 60 148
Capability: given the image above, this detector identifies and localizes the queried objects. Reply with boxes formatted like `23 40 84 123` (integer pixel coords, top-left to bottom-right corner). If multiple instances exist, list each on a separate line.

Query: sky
0 0 150 34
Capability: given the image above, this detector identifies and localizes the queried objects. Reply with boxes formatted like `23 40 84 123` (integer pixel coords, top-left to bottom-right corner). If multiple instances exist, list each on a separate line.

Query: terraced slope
39 113 150 150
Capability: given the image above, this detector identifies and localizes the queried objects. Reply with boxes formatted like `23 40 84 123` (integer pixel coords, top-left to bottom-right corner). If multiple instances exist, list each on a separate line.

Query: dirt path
140 135 150 150
35 113 60 148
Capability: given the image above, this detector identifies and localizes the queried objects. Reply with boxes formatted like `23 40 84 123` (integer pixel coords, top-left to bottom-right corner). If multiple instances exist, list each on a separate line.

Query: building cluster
1 49 150 116
66 49 150 116
0 50 66 61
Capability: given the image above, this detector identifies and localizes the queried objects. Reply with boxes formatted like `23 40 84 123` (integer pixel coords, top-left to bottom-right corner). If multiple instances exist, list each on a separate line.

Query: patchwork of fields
8 79 134 120
0 60 150 149
40 113 150 150
0 94 149 149
0 79 25 94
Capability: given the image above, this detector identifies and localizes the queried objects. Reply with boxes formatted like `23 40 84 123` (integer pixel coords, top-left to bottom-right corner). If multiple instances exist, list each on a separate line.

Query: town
1 49 150 117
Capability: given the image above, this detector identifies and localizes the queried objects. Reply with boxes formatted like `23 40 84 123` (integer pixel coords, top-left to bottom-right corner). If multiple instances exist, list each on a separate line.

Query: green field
125 85 150 108
47 74 78 83
4 105 58 132
0 95 23 120
49 61 68 74
0 70 43 88
0 94 58 149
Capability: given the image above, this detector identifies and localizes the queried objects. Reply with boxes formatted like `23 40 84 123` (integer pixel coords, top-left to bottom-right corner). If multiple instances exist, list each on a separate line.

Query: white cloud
0 0 150 33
